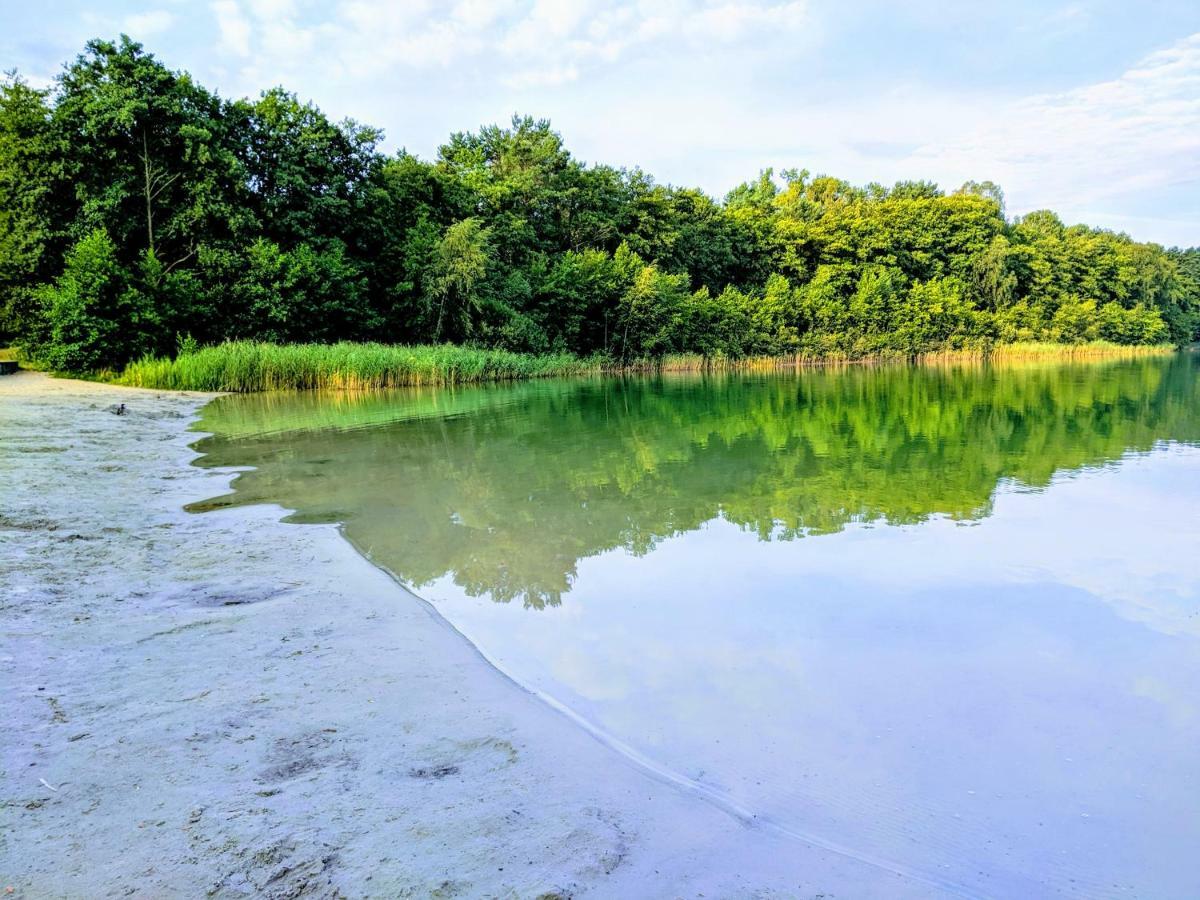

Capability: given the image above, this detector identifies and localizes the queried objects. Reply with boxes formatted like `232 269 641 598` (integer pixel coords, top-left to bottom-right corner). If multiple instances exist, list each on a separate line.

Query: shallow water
194 355 1200 897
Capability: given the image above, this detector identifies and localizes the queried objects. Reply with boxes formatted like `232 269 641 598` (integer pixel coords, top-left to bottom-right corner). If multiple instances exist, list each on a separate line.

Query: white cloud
503 63 580 90
496 1 810 87
452 0 521 29
908 32 1200 226
209 0 810 87
685 1 806 41
500 0 593 57
212 0 252 56
122 10 175 36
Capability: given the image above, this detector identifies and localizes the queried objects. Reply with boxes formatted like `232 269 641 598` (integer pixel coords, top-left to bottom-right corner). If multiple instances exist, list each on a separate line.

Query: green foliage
892 277 981 352
529 248 622 352
226 238 373 343
31 229 150 370
0 73 59 341
614 256 692 358
1048 297 1170 346
53 37 250 265
427 218 490 342
4 39 1197 374
234 88 381 246
1096 302 1169 345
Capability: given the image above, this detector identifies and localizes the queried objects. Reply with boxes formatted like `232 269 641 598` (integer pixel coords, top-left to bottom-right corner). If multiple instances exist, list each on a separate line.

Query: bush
29 229 154 372
1051 298 1099 344
1097 302 1168 345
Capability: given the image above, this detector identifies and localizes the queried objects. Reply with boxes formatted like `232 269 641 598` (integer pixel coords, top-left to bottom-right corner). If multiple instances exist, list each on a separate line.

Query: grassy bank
116 342 601 391
113 340 1178 392
923 341 1178 363
653 342 1176 372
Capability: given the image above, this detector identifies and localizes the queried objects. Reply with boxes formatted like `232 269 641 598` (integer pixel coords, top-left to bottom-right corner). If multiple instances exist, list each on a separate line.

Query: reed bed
656 342 1174 374
653 351 900 372
117 341 600 392
115 339 1179 392
964 341 1175 361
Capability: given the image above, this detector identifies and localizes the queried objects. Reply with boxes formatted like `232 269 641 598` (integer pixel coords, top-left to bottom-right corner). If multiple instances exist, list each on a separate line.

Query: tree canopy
2 38 1197 371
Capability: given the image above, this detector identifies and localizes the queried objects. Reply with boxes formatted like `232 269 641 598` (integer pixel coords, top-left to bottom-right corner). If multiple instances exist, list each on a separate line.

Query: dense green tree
426 218 491 343
53 38 249 270
30 229 152 370
222 238 372 343
527 248 623 352
354 152 464 339
233 88 381 249
0 74 60 340
969 235 1018 311
437 116 581 265
611 245 690 359
1167 248 1200 341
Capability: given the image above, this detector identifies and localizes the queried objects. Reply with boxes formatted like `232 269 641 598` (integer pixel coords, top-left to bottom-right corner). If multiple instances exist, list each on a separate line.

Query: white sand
1 371 944 898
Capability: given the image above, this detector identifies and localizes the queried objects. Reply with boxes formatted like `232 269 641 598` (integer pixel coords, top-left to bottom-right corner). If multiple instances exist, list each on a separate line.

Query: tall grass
115 339 1178 392
117 341 601 392
909 342 1175 372
655 342 1175 373
964 340 1176 361
652 351 903 372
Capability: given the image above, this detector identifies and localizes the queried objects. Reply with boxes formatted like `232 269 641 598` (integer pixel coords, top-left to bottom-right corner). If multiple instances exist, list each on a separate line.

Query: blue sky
4 1 1198 246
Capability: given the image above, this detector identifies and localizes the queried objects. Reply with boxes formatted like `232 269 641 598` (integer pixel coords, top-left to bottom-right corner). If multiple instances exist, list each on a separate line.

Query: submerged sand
1 371 943 898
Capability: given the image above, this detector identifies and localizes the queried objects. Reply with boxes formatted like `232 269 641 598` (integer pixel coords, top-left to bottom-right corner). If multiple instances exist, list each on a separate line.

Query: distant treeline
2 36 1198 373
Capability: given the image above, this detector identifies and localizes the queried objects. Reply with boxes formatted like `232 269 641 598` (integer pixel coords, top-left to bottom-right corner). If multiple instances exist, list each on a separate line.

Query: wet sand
1 371 943 898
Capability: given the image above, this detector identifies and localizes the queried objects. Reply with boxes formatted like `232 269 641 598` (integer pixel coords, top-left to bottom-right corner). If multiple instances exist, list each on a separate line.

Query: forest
2 36 1198 375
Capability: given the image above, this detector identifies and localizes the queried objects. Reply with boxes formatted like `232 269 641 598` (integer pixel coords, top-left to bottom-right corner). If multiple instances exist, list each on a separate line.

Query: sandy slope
0 371 943 899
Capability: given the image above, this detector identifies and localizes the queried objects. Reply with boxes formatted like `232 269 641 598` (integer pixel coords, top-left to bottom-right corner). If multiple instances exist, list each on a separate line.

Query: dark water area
193 354 1200 897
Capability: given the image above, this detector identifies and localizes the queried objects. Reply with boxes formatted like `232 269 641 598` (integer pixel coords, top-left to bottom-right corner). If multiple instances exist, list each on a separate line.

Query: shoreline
98 339 1179 393
356 537 962 897
1 371 945 898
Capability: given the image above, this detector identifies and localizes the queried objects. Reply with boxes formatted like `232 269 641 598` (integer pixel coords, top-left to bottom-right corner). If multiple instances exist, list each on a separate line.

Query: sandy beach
1 371 943 898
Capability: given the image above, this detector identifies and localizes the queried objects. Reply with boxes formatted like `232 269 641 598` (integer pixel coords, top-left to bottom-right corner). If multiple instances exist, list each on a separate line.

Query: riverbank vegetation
115 339 1174 392
2 37 1198 380
118 341 597 391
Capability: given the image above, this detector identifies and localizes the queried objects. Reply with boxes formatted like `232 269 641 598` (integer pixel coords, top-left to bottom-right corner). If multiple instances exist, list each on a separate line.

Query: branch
149 171 182 200
164 245 197 274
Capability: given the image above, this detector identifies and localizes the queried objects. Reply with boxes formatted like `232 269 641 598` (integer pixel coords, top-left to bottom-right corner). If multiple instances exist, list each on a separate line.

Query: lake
193 354 1200 897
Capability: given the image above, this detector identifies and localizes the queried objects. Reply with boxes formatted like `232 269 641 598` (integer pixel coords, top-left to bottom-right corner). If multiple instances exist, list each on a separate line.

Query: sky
3 0 1198 246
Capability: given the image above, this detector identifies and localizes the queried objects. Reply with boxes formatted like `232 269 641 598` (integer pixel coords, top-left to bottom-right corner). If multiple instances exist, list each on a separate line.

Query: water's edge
347 533 973 896
185 406 974 897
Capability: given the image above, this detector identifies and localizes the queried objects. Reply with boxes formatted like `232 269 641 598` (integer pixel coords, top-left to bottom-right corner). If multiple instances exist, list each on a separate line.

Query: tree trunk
142 129 155 254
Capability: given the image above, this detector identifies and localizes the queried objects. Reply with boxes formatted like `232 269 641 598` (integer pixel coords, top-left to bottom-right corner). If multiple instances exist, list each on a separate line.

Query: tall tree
427 218 491 342
0 74 60 340
53 37 249 273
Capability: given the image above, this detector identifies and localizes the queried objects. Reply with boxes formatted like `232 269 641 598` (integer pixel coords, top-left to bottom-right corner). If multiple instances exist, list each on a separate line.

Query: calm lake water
194 354 1200 897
